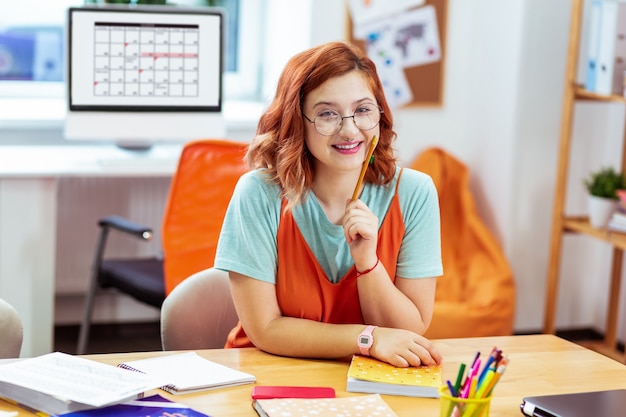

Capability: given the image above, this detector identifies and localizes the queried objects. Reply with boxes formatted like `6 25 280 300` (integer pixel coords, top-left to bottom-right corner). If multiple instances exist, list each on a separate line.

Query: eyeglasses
303 104 383 136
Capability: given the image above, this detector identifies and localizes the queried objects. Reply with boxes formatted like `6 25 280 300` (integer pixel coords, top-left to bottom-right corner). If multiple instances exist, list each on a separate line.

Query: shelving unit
545 0 626 364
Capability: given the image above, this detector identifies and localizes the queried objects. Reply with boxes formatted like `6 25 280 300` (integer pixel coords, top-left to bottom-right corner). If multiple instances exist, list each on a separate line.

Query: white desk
0 144 182 357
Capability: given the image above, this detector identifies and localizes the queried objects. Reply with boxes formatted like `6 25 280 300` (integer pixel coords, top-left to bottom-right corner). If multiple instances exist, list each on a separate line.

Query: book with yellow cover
346 355 442 398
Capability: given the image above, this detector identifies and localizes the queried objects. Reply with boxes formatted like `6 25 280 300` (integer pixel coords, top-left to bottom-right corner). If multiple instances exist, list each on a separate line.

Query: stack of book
610 190 626 232
0 352 166 416
0 351 256 416
607 210 626 233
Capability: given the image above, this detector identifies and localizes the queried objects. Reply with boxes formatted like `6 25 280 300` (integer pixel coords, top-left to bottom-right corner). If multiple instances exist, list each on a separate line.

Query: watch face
359 335 372 347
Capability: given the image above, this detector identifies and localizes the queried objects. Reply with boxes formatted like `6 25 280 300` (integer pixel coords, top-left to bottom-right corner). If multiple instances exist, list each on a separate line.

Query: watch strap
357 325 377 356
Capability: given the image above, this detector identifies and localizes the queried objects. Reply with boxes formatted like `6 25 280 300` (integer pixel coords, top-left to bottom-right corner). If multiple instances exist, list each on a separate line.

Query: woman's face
302 71 380 175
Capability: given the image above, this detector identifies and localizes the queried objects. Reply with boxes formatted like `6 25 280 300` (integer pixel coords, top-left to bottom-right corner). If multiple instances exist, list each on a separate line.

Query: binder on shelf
584 0 602 92
612 3 626 96
594 0 616 95
584 0 626 96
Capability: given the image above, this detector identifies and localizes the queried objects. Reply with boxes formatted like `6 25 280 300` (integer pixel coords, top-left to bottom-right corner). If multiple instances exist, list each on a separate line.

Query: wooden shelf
544 0 626 365
563 216 626 250
574 86 626 103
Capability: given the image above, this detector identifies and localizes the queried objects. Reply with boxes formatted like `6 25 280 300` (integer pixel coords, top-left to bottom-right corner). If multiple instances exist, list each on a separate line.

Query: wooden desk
1 335 625 416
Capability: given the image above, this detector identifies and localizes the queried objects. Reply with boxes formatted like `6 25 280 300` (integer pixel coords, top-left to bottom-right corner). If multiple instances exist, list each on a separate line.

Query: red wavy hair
246 41 398 210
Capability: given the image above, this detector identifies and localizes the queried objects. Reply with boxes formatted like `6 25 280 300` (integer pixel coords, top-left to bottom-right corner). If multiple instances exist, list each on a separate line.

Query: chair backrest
161 268 238 350
161 140 248 295
411 147 516 338
0 298 23 358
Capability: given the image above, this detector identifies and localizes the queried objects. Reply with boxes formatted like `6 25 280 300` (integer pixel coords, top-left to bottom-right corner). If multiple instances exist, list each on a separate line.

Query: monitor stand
115 141 154 152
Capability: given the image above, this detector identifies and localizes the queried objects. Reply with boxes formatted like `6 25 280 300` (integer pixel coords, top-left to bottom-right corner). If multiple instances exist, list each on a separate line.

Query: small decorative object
617 189 626 211
583 166 626 228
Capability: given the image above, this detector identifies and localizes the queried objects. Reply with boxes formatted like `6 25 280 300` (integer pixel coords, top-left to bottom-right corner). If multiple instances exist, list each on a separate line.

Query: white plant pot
588 195 617 229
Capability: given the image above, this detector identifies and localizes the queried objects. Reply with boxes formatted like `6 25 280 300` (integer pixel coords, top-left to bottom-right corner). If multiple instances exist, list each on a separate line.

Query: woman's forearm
356 265 432 334
250 317 365 359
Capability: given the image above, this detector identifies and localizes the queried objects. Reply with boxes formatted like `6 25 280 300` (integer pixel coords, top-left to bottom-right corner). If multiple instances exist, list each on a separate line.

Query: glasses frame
303 106 383 136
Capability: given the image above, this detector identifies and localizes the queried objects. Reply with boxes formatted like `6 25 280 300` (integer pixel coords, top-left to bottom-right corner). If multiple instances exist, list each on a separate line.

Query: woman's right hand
369 327 442 368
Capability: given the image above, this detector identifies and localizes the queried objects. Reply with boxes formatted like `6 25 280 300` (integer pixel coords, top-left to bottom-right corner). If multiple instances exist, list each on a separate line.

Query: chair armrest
98 215 153 241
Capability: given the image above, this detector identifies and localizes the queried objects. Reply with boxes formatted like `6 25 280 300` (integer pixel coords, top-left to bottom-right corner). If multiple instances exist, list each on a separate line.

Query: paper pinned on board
349 3 442 108
348 0 426 27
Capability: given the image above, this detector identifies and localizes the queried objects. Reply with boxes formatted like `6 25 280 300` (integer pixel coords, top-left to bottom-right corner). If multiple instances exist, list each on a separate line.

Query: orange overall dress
226 171 406 348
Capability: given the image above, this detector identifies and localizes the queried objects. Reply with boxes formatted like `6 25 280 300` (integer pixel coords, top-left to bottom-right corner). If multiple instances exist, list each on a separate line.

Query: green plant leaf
583 166 626 199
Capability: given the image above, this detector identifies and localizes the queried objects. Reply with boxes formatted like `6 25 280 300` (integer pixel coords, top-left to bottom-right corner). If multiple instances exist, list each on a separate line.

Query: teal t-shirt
214 166 442 284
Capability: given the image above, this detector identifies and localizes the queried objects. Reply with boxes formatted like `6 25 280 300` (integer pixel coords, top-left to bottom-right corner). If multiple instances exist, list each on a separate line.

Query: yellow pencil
351 135 378 201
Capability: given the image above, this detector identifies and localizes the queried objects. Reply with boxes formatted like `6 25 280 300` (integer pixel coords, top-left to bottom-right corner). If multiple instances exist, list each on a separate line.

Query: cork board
347 0 448 107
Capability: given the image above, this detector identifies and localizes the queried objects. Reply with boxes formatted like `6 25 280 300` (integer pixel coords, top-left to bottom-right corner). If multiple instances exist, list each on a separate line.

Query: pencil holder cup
438 385 491 417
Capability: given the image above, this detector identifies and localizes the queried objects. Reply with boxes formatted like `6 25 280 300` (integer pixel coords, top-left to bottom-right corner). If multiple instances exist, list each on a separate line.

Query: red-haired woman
215 41 442 367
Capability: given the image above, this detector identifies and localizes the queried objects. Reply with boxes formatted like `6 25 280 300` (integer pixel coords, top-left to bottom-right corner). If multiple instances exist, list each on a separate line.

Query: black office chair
76 139 248 355
76 215 165 355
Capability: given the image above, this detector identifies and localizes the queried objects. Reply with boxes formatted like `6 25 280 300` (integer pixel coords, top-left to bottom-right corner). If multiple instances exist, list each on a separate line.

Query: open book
346 355 442 398
118 352 256 394
0 352 165 416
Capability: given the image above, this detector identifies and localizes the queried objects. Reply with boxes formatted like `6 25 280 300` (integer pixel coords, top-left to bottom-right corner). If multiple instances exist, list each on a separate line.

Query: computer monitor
64 5 225 148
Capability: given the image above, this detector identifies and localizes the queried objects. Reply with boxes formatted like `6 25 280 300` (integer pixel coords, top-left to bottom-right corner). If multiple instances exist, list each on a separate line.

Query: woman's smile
333 141 363 155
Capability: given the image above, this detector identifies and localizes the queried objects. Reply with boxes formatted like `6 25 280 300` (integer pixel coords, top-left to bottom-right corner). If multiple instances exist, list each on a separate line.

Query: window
0 0 263 101
0 26 64 82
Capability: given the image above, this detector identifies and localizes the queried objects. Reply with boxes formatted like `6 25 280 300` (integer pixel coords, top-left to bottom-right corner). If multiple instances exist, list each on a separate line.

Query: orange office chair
77 139 248 354
411 147 516 338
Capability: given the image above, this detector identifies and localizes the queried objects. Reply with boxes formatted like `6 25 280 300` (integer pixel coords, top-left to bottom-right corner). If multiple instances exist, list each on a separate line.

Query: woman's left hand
343 199 379 270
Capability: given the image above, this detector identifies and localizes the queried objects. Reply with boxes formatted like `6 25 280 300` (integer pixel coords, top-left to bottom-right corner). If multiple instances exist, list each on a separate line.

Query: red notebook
251 386 336 400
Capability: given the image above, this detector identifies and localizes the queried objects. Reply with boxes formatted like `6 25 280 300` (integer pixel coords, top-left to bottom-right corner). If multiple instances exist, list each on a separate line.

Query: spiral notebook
118 352 256 395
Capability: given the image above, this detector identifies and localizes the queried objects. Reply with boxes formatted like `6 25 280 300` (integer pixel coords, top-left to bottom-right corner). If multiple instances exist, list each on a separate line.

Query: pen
470 351 480 368
453 363 466 392
485 357 508 397
459 352 479 395
446 380 458 398
477 348 499 385
468 377 478 398
474 369 495 399
445 380 459 417
461 359 481 398
351 135 378 201
470 358 481 377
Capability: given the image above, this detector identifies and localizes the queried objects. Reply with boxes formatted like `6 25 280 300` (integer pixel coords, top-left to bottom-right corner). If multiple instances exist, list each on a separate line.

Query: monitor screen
65 5 225 146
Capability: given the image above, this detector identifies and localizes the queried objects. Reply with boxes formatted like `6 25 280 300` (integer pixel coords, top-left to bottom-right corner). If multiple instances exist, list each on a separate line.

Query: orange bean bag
411 147 516 338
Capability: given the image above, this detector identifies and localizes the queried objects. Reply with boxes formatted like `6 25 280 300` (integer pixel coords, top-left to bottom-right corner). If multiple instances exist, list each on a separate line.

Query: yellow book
346 355 442 398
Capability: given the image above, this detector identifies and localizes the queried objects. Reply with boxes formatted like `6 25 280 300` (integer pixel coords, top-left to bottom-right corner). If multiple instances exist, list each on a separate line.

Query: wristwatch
357 325 377 356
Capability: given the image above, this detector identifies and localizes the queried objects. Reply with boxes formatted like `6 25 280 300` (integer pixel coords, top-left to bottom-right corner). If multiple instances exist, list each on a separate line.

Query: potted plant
583 166 626 228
